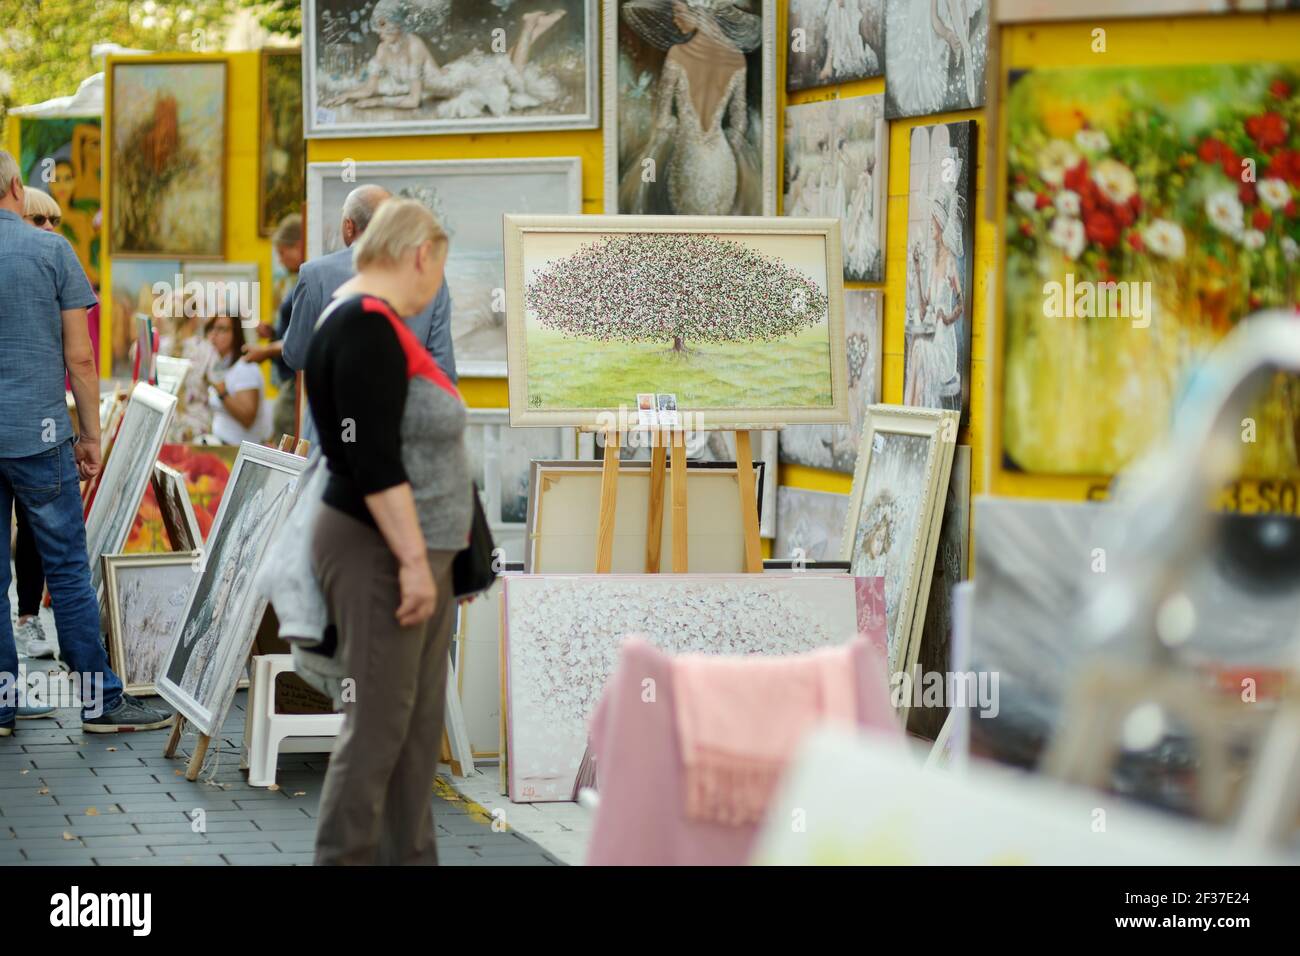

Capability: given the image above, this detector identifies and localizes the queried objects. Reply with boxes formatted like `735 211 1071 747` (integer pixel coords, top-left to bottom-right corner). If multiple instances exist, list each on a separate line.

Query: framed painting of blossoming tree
1003 63 1300 477
503 214 849 429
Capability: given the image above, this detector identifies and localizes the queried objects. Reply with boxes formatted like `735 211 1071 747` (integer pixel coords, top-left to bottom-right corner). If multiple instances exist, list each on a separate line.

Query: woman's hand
396 554 437 627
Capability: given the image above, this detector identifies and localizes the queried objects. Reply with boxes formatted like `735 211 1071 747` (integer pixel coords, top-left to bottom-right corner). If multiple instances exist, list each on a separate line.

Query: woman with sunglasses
11 188 98 667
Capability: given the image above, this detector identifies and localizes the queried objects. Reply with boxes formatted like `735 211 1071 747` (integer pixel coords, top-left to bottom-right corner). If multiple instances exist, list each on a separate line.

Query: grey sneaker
15 617 54 659
17 706 56 719
83 694 174 733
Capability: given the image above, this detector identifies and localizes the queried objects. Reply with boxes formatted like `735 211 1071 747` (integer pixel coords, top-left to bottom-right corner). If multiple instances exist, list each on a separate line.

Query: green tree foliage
237 0 302 39
1 1 228 133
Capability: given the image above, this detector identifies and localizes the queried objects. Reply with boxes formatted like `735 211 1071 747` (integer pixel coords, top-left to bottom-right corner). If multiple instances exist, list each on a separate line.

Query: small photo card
636 393 658 427
656 392 678 427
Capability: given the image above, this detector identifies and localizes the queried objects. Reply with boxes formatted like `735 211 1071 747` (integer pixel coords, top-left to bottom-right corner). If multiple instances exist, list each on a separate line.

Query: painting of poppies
1003 63 1300 477
125 444 238 554
109 60 226 258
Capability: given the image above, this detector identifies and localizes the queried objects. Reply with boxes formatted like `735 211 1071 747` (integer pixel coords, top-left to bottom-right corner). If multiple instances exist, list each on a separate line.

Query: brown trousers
311 505 457 866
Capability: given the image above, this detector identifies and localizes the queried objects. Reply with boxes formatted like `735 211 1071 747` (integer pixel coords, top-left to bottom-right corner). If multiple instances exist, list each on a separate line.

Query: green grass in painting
525 326 833 410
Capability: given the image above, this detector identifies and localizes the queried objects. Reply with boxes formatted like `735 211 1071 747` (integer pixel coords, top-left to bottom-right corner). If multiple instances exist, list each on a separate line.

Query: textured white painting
884 0 988 119
503 573 865 802
774 486 850 561
778 290 882 473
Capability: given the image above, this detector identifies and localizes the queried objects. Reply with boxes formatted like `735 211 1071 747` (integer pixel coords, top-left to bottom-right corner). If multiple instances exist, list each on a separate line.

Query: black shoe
82 694 174 733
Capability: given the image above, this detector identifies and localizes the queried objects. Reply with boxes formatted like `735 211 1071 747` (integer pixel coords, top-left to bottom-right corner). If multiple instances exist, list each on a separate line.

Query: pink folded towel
671 640 860 827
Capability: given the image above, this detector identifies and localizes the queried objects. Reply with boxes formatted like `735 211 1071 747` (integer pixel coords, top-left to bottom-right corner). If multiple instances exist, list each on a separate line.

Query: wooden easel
162 435 312 781
591 427 765 574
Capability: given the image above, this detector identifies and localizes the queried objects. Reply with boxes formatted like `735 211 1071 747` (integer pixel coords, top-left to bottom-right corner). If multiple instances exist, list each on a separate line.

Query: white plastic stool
244 654 344 788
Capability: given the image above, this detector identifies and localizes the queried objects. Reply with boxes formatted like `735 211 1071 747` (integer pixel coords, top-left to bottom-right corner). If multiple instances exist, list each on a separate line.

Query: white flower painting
503 573 864 802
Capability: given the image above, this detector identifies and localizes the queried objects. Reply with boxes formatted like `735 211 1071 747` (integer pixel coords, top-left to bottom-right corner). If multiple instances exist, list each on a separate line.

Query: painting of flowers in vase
109 61 226 258
1003 63 1300 477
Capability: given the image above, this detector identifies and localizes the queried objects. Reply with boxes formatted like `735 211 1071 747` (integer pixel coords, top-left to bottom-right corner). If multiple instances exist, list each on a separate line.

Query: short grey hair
341 184 391 236
0 151 20 198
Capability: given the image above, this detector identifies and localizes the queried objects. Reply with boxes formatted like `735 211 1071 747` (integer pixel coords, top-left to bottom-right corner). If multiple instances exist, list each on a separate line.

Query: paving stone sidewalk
0 689 562 867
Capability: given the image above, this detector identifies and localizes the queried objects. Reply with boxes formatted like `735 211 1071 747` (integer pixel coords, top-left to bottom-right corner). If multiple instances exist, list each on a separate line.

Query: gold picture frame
503 214 848 430
106 56 228 260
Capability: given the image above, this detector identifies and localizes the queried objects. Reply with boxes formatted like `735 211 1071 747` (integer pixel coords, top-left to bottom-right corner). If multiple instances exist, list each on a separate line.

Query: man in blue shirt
280 184 457 442
0 150 170 735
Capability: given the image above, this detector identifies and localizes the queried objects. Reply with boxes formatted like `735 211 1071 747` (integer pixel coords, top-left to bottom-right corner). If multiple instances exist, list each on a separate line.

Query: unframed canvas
109 59 227 258
787 0 884 91
84 384 177 610
504 214 848 429
307 158 582 377
104 553 198 696
462 408 576 526
779 289 882 473
841 404 957 688
18 116 102 285
783 94 888 282
902 120 976 427
156 444 306 737
604 0 777 215
259 47 305 236
774 485 850 562
883 0 987 119
303 0 599 138
503 572 864 802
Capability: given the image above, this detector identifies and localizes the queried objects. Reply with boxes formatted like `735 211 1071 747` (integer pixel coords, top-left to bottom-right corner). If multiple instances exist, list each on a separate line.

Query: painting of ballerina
787 0 884 92
304 0 598 137
784 93 887 282
883 0 987 120
607 0 775 215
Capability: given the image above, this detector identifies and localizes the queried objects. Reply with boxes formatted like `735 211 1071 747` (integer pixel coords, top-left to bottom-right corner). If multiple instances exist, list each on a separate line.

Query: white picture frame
603 0 778 215
84 382 177 610
156 443 307 737
302 0 600 139
840 404 958 701
104 552 199 697
306 158 583 378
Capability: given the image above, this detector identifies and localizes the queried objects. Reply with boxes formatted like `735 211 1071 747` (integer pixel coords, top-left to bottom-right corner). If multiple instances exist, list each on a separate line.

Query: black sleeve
331 314 410 495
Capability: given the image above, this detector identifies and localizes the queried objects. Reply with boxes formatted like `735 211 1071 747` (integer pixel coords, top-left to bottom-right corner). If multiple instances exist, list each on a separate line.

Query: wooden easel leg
595 431 621 573
670 430 688 573
734 430 763 573
163 714 186 758
646 433 667 573
185 734 211 781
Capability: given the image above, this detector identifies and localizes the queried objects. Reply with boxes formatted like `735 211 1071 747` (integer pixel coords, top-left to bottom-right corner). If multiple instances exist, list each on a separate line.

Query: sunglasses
27 214 62 228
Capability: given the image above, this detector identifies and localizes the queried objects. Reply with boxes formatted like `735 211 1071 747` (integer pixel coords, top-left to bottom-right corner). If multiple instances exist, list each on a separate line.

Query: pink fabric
585 636 899 866
672 643 857 826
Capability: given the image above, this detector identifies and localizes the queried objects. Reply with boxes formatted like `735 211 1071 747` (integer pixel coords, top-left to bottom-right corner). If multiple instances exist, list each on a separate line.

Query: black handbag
452 486 498 600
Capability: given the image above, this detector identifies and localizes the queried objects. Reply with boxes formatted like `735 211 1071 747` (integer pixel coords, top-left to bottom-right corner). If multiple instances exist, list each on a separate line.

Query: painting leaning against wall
19 117 102 286
260 48 305 236
1002 62 1300 477
109 60 227 258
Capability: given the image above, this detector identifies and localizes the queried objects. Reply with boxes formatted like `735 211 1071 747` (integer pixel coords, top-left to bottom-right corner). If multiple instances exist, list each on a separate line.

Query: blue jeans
0 440 123 722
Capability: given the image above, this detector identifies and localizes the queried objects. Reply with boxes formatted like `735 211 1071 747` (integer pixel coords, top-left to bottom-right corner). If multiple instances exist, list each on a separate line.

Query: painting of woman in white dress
609 0 774 215
306 0 598 136
787 0 883 92
783 93 886 282
884 0 987 119
903 121 976 427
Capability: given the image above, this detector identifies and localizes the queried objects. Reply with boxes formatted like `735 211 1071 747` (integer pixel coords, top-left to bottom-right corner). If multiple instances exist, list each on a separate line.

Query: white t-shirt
210 359 274 446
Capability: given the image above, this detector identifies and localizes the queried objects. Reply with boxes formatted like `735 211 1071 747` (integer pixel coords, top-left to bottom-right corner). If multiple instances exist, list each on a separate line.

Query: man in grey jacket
280 184 456 440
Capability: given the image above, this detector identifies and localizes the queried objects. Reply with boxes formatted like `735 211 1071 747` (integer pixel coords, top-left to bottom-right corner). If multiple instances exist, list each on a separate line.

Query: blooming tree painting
526 233 828 353
1003 63 1300 476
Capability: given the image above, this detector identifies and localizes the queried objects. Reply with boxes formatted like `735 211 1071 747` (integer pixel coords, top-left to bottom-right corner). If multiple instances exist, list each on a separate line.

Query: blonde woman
305 199 471 866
